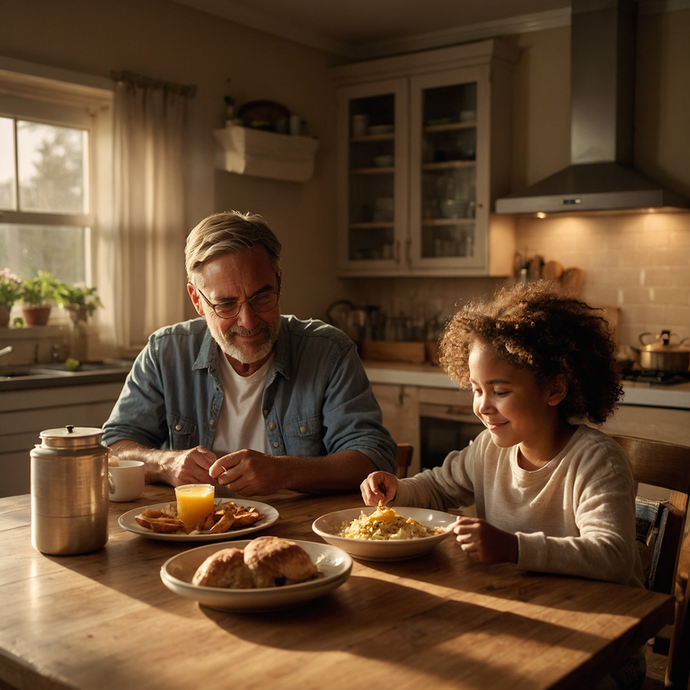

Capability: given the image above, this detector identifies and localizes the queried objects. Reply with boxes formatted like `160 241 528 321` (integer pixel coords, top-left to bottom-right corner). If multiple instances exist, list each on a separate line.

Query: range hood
496 0 690 215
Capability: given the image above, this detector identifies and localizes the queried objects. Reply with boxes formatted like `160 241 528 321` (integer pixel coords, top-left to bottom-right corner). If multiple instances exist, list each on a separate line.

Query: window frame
0 56 113 305
1 96 95 227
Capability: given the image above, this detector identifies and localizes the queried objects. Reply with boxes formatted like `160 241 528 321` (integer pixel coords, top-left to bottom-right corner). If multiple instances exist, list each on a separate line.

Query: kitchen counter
4 357 689 409
364 361 690 410
363 361 457 389
0 359 133 391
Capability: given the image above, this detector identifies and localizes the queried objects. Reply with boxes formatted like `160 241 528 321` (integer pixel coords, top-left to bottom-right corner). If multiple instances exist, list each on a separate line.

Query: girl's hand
360 471 398 506
453 517 518 565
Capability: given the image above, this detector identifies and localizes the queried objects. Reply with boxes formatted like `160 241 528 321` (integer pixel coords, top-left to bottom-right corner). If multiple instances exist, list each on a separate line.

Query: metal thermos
31 425 109 555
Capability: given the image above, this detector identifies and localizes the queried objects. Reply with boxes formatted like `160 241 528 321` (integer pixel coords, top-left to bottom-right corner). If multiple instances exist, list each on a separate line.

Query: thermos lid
39 425 104 449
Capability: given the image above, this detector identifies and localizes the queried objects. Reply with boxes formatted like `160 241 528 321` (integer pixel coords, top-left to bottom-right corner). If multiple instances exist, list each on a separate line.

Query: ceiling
171 0 573 59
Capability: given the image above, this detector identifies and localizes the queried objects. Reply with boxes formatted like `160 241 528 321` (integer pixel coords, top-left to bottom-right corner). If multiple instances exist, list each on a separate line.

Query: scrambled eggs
333 504 443 540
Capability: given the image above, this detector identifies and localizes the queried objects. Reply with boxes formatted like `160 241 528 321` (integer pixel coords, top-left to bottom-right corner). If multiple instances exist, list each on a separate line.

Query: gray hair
185 210 282 283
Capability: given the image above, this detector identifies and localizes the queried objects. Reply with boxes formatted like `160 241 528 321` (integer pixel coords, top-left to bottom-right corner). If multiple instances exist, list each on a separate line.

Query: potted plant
56 282 104 322
19 270 60 326
0 269 22 327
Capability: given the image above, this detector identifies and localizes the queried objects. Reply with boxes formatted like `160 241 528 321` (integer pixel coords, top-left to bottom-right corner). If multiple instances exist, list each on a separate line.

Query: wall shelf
213 124 319 182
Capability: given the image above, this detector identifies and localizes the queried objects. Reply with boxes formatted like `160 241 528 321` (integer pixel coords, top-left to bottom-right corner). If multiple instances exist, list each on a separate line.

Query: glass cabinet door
336 79 408 274
409 69 486 271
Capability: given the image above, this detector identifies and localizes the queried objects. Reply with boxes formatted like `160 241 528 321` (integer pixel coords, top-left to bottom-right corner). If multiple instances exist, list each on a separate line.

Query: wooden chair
610 435 690 689
395 443 413 479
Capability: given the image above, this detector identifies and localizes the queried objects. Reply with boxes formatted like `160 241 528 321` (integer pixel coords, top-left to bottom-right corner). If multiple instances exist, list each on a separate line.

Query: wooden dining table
0 484 675 690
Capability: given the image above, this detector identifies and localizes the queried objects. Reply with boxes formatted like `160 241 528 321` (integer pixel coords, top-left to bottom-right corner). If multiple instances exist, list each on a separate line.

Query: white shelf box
213 124 319 182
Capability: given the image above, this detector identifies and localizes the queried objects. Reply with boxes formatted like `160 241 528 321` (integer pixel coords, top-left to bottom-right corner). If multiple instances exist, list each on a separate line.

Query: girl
361 281 647 687
361 282 647 687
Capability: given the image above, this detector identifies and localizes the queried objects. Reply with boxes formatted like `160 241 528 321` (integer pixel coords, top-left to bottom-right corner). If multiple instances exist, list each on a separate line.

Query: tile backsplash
341 210 690 351
514 211 690 348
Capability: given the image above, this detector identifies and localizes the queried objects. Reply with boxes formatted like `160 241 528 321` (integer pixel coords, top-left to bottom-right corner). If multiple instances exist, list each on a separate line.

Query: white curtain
109 73 192 353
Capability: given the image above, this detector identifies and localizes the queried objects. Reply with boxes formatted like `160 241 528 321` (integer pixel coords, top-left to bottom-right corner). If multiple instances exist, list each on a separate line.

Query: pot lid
39 425 104 449
637 331 690 353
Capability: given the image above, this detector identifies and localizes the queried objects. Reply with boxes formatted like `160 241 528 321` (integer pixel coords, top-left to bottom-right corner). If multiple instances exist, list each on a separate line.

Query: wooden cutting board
359 340 426 364
543 260 564 281
561 267 584 295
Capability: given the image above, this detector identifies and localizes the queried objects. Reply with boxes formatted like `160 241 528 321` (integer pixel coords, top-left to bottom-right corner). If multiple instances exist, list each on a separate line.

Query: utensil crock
31 425 109 555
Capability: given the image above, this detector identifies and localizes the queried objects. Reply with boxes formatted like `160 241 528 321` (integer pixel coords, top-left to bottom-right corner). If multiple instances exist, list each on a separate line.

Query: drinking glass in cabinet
421 224 475 259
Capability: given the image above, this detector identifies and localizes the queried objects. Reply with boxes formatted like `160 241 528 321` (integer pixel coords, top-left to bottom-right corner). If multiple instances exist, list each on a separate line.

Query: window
0 60 112 297
0 100 93 284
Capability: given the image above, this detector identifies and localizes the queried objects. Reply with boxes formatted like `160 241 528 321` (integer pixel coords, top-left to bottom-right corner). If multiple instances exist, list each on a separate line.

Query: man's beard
212 314 280 364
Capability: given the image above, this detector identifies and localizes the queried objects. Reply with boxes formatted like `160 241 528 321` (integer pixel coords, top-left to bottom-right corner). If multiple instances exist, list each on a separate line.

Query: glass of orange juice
174 484 215 533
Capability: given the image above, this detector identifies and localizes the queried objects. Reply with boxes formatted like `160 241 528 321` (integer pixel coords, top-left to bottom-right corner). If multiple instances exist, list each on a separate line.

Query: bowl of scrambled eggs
312 504 457 561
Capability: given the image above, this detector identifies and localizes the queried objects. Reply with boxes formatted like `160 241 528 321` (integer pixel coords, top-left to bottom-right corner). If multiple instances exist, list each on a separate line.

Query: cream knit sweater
394 425 645 588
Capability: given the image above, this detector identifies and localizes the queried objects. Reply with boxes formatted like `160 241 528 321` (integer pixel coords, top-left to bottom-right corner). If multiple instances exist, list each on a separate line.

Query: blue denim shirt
102 315 396 473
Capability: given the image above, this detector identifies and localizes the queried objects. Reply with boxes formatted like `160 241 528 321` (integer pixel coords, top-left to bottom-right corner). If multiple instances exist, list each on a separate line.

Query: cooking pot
632 330 690 371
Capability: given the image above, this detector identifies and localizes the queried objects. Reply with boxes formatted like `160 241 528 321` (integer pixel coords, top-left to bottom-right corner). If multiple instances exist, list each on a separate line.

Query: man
102 210 397 495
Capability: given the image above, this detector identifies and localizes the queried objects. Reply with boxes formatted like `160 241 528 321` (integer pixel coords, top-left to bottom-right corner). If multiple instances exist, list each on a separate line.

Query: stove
621 369 690 385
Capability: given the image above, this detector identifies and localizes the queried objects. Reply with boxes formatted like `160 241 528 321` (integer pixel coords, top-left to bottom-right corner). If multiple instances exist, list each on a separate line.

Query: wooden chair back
395 443 413 479
610 434 690 689
611 435 690 595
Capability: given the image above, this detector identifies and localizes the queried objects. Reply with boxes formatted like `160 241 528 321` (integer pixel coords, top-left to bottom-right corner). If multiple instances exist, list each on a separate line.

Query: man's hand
165 446 218 486
360 471 398 506
453 517 518 564
209 449 285 496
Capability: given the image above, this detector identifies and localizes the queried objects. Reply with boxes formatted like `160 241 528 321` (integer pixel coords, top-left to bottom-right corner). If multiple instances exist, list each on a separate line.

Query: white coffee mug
108 460 145 502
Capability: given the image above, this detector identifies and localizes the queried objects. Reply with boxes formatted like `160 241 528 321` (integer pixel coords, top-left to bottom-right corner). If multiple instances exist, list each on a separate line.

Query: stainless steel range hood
496 0 690 215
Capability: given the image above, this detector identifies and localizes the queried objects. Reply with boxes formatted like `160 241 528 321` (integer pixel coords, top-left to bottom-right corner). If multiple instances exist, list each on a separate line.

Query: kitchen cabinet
372 383 420 471
331 39 519 277
0 382 122 498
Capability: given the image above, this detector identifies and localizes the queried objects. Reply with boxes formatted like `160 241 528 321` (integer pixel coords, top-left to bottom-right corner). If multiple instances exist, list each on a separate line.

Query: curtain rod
110 70 196 98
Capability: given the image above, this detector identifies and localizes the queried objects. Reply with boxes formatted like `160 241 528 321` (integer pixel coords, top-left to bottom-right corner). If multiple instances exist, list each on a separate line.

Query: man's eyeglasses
195 287 280 319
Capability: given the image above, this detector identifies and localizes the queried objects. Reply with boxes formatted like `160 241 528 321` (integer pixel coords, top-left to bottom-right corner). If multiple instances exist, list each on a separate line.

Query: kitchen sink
0 359 133 381
0 368 37 378
31 361 133 375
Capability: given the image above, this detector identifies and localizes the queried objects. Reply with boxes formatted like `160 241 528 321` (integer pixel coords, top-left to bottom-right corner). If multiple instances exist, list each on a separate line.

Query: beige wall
3 1 689 347
1 0 346 323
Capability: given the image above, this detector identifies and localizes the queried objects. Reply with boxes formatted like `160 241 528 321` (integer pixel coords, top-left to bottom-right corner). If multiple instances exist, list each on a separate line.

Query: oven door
419 399 484 471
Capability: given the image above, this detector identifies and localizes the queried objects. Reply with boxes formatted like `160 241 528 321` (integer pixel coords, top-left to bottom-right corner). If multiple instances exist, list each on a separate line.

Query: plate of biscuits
160 536 353 611
118 499 279 542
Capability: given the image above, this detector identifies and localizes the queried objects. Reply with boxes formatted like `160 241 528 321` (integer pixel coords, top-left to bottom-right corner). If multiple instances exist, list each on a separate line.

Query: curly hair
438 281 622 424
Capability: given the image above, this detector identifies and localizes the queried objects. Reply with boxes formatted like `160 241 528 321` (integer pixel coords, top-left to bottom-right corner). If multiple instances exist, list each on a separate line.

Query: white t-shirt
211 353 273 456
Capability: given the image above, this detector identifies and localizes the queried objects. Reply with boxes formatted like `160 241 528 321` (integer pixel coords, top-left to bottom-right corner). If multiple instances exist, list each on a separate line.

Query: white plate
160 539 353 612
118 499 279 542
312 506 456 561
